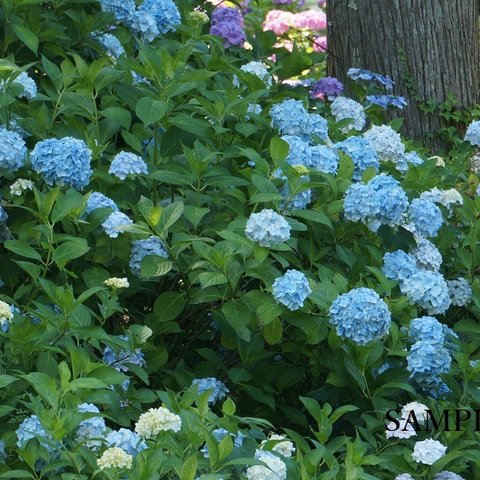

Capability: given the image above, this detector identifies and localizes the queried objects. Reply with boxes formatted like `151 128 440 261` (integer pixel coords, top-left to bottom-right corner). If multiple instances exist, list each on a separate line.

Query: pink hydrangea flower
292 10 327 30
312 35 327 52
263 10 294 35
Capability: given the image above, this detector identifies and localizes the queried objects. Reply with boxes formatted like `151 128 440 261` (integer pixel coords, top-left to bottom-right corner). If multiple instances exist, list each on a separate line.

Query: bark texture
327 0 479 150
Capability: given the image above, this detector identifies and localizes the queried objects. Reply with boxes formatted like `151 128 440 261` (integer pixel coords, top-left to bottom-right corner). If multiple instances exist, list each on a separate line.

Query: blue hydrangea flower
334 136 379 180
367 174 409 226
106 428 147 456
282 135 312 166
0 440 5 463
245 209 291 247
99 0 136 22
84 192 118 218
246 103 262 120
434 472 465 480
272 269 311 311
306 145 339 174
382 250 419 284
109 151 148 180
328 287 391 345
407 340 451 390
279 184 312 211
201 428 244 458
0 205 8 222
343 182 377 224
399 151 424 172
366 95 407 110
13 72 37 99
347 68 395 90
409 316 446 343
101 211 133 238
306 113 329 140
408 198 443 238
331 97 366 133
76 403 107 449
30 137 92 190
16 415 54 451
270 99 310 136
233 61 272 88
410 239 442 271
363 125 405 164
94 33 125 58
0 126 27 171
129 236 168 276
464 120 480 146
137 0 181 36
447 277 472 307
401 271 451 314
191 377 229 404
128 11 160 42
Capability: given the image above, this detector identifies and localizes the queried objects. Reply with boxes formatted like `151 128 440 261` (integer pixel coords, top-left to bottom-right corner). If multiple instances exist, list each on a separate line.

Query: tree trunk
327 0 479 152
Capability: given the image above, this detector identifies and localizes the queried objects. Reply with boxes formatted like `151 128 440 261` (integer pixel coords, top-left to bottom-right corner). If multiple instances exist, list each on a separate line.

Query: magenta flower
263 10 294 35
312 35 327 53
292 10 327 30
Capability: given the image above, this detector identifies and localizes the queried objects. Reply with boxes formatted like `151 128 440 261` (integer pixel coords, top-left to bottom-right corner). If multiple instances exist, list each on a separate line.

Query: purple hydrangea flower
310 77 343 100
366 95 408 110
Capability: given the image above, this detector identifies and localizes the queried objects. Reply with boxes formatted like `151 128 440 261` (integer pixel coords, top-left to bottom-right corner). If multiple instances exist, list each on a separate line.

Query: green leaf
159 201 184 232
21 372 59 409
0 374 18 388
217 434 233 462
51 189 84 223
154 292 185 322
4 240 41 260
66 378 108 392
11 23 39 54
52 239 90 269
135 98 167 126
150 170 192 186
262 318 283 345
270 137 289 162
291 209 333 229
101 107 132 130
140 256 173 277
0 471 34 478
222 301 251 342
179 454 197 480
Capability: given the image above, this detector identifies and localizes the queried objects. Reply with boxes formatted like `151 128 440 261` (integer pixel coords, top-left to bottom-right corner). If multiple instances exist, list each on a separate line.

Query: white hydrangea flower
385 418 417 439
331 97 366 133
104 277 130 289
401 402 429 424
395 475 415 480
246 450 287 480
0 300 13 326
233 61 272 88
261 433 295 458
97 447 132 470
134 407 182 439
412 439 446 465
429 155 445 167
10 178 33 196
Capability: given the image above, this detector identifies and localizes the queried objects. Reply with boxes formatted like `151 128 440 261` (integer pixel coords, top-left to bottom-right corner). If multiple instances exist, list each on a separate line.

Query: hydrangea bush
0 0 479 478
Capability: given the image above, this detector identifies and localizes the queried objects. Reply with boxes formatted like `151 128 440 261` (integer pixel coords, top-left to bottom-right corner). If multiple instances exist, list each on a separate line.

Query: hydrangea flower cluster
30 137 93 190
385 417 416 439
233 61 272 88
401 271 451 314
104 277 130 289
210 7 245 48
97 447 133 470
84 192 118 218
407 198 443 238
291 10 327 30
109 151 148 180
411 439 447 465
347 68 395 89
261 433 295 457
409 316 446 343
310 77 343 100
328 287 391 345
434 472 465 480
464 120 480 146
191 377 229 404
366 95 407 110
279 182 312 211
201 428 244 458
94 33 125 58
13 71 37 99
134 406 182 438
106 428 147 456
129 236 168 276
272 269 311 311
401 401 429 423
410 238 442 271
245 209 291 247
246 450 287 480
382 250 418 284
263 10 294 35
420 187 463 211
305 144 339 174
75 403 107 449
16 415 54 451
101 211 133 238
10 178 32 196
331 97 366 133
136 0 181 36
363 125 405 166
399 151 424 172
99 0 135 22
0 300 14 332
447 277 472 306
334 136 379 180
0 126 27 171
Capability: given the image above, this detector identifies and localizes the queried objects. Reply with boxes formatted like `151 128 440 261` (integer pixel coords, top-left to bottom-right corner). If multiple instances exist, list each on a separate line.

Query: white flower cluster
261 433 295 458
10 178 33 196
245 450 287 480
386 402 429 440
97 446 133 470
0 300 13 327
104 277 130 289
411 438 446 465
134 406 182 439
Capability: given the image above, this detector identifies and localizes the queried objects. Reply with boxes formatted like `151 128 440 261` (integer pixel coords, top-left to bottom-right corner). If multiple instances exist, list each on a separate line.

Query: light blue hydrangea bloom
279 184 312 211
84 192 118 217
0 205 7 222
0 440 5 463
0 126 27 171
282 135 312 166
129 236 168 276
99 0 136 22
272 269 311 311
95 33 125 58
76 403 107 449
433 472 465 480
192 377 229 404
101 211 133 238
401 271 451 314
407 339 451 390
201 428 244 458
343 183 378 223
409 316 445 343
382 250 419 284
331 97 366 133
397 151 424 172
328 287 391 345
109 151 148 180
128 11 160 42
334 136 379 180
363 125 405 164
447 277 472 307
13 72 37 99
270 99 309 136
137 0 181 35
307 145 339 174
410 238 442 271
306 113 329 140
106 428 147 456
245 209 291 247
16 415 54 451
408 198 443 238
30 137 92 190
233 61 272 88
246 103 262 120
464 120 480 146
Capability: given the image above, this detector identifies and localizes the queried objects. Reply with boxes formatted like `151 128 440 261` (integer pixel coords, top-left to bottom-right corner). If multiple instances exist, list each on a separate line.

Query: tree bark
327 0 479 151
